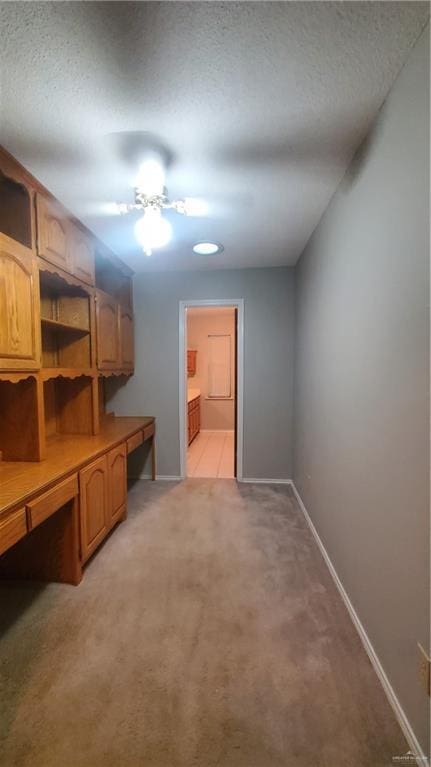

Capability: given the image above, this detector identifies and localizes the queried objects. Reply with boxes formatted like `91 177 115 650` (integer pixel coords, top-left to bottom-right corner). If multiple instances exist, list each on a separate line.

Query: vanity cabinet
188 395 200 445
187 350 197 375
0 234 41 369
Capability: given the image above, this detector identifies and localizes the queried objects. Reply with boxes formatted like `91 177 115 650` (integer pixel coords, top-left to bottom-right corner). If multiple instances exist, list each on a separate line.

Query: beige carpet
0 479 406 766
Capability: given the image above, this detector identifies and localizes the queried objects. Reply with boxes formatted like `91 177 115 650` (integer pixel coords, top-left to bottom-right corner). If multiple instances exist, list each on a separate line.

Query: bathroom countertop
187 388 201 403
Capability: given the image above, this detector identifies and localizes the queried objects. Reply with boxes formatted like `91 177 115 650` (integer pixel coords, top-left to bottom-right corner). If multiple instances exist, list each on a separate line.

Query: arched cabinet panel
96 289 120 369
108 443 127 526
0 233 41 369
69 223 95 286
79 454 109 561
36 194 70 272
120 308 134 370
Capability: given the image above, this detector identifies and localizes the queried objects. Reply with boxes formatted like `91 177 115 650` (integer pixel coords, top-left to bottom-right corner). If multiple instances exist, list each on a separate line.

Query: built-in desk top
0 416 154 518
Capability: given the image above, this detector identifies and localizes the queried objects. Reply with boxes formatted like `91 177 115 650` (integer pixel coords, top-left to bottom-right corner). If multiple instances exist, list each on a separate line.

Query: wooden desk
0 416 156 584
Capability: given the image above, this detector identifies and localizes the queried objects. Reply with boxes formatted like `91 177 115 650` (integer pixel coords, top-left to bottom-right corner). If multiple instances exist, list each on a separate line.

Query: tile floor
187 430 235 478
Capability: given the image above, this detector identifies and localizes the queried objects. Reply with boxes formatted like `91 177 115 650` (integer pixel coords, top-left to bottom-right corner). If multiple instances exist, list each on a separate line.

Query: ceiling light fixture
193 242 223 256
134 209 172 257
116 154 209 256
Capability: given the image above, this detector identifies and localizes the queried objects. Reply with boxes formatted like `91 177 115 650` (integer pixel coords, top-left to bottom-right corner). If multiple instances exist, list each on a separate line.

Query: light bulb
192 242 222 255
136 157 165 196
134 209 172 256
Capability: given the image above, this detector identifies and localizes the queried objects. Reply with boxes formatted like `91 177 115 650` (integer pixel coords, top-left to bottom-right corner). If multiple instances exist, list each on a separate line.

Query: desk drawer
127 430 143 454
143 422 155 441
0 508 27 556
27 475 79 530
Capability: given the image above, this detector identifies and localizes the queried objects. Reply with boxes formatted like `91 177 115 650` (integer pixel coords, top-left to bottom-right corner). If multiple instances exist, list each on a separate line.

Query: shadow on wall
342 113 384 192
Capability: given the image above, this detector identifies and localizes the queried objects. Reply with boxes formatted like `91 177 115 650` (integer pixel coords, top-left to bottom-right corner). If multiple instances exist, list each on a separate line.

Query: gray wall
108 267 295 480
293 28 429 752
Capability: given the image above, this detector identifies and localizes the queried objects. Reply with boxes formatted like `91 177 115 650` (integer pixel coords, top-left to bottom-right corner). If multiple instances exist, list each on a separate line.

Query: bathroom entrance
179 300 244 480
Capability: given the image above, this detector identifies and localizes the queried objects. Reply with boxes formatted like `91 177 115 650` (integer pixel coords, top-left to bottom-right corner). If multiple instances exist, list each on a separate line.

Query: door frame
179 298 244 480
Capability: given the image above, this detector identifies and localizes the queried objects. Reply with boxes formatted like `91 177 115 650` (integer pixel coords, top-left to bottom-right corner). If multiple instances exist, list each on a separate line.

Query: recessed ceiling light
193 242 224 255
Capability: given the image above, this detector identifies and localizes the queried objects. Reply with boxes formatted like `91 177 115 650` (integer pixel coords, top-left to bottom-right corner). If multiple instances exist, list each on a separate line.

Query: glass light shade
192 242 222 255
136 158 166 196
134 210 172 256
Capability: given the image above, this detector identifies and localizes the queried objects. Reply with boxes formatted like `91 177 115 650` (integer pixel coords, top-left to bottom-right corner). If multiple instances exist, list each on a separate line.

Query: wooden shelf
0 371 39 384
41 317 90 334
41 368 96 381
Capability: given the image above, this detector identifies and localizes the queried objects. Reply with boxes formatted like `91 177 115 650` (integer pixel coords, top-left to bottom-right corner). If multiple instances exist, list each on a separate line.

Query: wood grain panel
96 289 120 369
0 507 27 556
120 308 134 370
28 474 78 529
143 422 155 441
37 195 70 272
55 376 95 435
108 443 127 526
0 233 40 368
0 499 82 585
127 430 143 454
0 377 44 461
0 416 154 517
79 454 109 561
69 223 95 286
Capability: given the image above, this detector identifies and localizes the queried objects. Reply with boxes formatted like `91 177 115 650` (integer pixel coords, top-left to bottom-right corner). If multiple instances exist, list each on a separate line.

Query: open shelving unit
0 170 32 248
0 148 134 464
39 265 94 372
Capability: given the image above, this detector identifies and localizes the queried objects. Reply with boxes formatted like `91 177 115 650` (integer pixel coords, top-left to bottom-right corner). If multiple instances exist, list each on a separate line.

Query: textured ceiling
1 2 428 272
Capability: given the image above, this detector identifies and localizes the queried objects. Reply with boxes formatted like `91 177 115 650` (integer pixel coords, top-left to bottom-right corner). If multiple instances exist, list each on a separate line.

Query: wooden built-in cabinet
96 290 135 372
0 417 156 583
36 195 70 273
36 195 96 287
96 289 120 369
68 222 95 287
187 350 197 376
0 508 27 557
0 146 143 584
107 443 127 526
120 307 134 370
0 233 41 370
79 454 109 562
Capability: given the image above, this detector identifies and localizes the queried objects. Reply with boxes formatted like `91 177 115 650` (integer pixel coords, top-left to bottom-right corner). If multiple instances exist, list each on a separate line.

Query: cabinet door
96 290 120 369
36 195 70 273
69 223 95 286
108 443 127 526
120 308 134 370
79 455 109 561
0 234 41 369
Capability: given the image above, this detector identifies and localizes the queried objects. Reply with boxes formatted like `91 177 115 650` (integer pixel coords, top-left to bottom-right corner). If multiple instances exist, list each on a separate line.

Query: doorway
179 300 244 480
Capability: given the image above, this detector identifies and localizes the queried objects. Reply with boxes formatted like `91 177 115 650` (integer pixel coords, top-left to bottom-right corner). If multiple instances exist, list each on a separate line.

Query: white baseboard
290 481 428 767
240 477 293 485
